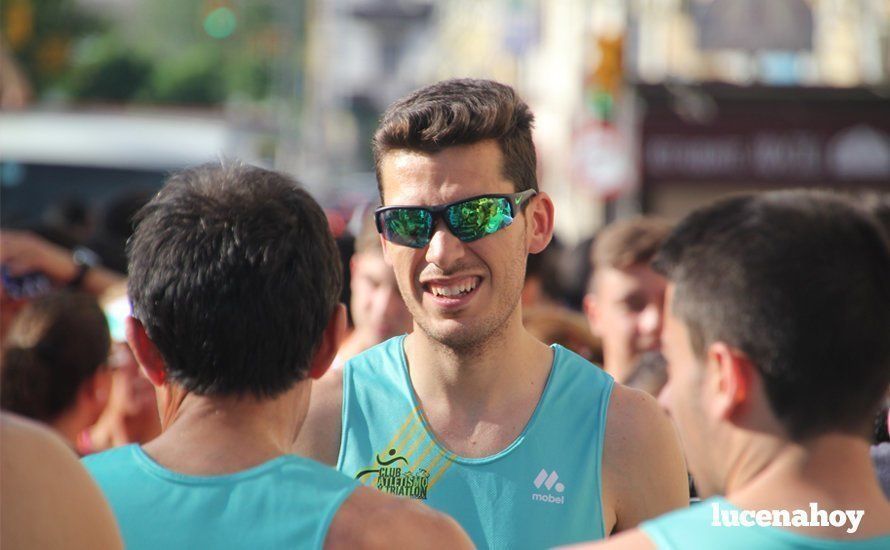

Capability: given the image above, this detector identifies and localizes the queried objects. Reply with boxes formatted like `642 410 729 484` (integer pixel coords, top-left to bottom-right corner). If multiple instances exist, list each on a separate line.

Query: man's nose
425 220 466 269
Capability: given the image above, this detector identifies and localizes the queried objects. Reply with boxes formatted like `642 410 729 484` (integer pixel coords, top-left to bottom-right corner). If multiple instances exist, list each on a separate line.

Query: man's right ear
125 316 167 387
307 304 347 380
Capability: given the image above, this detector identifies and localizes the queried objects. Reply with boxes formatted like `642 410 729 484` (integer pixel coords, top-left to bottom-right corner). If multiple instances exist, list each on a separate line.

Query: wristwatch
68 247 101 289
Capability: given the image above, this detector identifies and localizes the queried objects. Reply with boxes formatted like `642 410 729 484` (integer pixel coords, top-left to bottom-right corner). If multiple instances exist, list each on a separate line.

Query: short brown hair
592 216 672 271
373 78 537 202
588 217 672 292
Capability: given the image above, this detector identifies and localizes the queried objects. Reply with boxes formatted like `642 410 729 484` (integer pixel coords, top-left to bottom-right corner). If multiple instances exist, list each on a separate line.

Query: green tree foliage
10 0 294 106
145 45 226 104
65 36 152 102
3 0 103 93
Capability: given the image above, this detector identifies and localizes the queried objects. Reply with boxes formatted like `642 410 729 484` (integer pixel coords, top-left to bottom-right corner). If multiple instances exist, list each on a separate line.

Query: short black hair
655 190 890 441
127 162 342 397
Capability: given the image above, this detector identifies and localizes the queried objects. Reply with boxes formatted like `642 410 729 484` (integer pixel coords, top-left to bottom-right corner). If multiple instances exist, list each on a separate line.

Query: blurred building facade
295 0 890 241
5 0 887 242
619 0 890 220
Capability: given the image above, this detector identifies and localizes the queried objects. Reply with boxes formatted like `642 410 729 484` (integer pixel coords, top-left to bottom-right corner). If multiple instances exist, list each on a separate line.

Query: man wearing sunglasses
295 79 689 548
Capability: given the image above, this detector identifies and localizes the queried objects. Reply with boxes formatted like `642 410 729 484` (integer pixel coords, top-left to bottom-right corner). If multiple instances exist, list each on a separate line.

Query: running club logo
355 448 431 500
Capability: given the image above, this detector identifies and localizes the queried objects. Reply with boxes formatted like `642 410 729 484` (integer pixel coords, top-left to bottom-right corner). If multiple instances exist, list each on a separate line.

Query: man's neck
142 383 309 476
725 432 890 536
402 314 553 456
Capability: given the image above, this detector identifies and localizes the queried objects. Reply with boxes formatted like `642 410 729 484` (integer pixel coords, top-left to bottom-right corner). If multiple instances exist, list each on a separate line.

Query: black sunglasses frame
374 189 538 247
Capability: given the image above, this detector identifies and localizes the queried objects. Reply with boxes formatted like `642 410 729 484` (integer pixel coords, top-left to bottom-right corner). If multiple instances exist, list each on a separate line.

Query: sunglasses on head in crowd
374 189 537 248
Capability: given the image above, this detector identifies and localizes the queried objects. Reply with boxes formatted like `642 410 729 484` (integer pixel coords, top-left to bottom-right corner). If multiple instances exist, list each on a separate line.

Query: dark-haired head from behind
126 162 342 398
654 190 890 442
372 78 537 202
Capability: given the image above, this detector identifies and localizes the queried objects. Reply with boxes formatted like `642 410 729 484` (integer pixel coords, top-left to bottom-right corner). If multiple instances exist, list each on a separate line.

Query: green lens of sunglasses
447 197 514 242
384 208 433 247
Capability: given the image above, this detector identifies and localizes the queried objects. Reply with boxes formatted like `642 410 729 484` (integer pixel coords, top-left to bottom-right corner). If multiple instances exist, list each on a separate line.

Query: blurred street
2 0 887 247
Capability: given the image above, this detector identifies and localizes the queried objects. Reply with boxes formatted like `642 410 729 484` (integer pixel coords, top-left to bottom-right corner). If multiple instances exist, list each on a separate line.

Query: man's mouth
425 276 479 298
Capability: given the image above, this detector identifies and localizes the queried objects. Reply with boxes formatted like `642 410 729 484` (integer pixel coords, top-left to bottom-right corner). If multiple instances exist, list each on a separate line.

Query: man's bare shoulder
602 385 688 531
1 414 124 550
325 486 473 549
293 368 344 466
604 384 676 455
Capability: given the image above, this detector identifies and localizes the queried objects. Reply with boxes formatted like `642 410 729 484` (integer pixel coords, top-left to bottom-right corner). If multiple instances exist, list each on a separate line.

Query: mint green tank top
83 444 357 550
641 497 890 549
337 335 614 549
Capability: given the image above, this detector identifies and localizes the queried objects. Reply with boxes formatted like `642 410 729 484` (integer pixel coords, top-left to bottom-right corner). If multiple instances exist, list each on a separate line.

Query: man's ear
380 234 394 267
705 342 755 422
307 303 348 380
582 293 602 337
126 316 166 387
526 191 555 254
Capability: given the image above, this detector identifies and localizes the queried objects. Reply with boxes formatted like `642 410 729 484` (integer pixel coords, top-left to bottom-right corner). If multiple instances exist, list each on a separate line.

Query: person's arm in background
0 230 125 298
293 367 344 466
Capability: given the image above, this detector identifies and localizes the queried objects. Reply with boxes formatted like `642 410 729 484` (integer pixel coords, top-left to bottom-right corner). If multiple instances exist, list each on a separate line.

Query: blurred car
0 109 268 227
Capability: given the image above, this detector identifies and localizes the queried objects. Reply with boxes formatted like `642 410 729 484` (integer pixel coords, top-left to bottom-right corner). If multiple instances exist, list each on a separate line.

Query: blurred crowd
6 188 887 450
1 84 889 548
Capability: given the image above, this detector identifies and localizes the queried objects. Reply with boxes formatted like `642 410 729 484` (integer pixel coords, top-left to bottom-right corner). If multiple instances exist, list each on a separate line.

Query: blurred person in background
84 341 161 453
1 413 123 550
872 405 890 499
331 210 412 368
0 229 125 339
522 237 603 364
87 189 155 274
82 162 471 550
583 217 672 386
521 235 565 309
622 350 667 399
561 235 597 312
1 291 112 452
576 191 890 549
860 191 890 500
43 197 95 248
523 305 602 364
297 79 688 548
82 287 161 453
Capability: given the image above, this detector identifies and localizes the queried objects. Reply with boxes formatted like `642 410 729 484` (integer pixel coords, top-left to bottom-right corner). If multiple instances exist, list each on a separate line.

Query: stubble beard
407 257 526 356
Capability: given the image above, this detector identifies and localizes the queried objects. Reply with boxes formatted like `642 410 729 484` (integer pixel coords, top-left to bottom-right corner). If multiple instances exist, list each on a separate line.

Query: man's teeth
430 279 477 297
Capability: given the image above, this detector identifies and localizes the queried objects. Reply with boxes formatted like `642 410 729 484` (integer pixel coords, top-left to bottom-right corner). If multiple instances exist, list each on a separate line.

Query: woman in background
1 290 112 451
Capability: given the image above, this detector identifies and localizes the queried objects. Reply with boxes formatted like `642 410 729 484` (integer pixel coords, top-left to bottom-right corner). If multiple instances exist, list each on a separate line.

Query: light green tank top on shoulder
83 444 358 550
338 335 614 549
